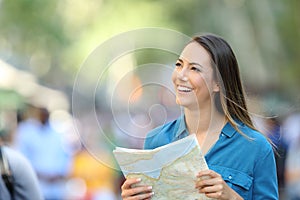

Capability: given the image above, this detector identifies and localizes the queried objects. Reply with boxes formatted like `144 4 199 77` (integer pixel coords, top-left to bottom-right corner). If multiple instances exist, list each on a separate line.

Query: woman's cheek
171 70 177 86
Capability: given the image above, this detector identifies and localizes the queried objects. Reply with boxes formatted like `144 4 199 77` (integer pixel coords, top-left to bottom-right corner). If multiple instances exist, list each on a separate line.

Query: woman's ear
213 82 220 93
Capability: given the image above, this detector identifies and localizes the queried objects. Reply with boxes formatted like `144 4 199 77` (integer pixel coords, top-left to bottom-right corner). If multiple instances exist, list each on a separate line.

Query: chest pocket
210 165 253 199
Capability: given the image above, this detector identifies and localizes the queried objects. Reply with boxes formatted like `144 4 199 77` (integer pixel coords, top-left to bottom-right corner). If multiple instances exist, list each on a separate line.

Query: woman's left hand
195 169 243 200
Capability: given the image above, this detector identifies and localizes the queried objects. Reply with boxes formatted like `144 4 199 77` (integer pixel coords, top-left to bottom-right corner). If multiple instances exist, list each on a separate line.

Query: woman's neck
184 105 226 136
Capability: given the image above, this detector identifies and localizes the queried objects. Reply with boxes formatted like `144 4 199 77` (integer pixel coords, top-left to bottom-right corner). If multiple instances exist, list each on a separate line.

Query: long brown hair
192 34 257 135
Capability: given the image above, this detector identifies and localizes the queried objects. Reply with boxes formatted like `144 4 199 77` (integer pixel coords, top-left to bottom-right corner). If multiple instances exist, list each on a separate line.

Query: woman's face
172 41 219 110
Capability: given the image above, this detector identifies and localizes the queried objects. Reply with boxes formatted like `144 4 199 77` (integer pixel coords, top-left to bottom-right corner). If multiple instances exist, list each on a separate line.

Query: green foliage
0 89 24 110
0 0 69 52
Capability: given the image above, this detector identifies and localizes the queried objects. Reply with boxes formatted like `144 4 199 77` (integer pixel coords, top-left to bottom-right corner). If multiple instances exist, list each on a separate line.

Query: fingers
195 170 221 187
197 184 226 200
124 192 154 200
197 169 221 179
195 177 223 189
195 170 242 200
195 170 221 192
122 178 142 190
121 178 154 200
195 170 231 199
124 185 153 197
198 183 223 193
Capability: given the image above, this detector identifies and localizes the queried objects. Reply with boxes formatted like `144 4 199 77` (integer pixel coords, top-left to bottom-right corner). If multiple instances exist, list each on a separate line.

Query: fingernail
147 186 152 190
136 178 141 182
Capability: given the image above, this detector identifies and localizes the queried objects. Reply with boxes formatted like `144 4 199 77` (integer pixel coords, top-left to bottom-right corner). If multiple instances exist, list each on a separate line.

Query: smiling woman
120 33 278 200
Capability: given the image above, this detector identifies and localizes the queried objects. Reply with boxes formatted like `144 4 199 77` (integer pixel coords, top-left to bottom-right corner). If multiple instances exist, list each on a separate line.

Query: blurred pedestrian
266 117 287 189
0 128 43 200
285 136 300 200
14 105 73 200
282 113 300 147
283 113 300 200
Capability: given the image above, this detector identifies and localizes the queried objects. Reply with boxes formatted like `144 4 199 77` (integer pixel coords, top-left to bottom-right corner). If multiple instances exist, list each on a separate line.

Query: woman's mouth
177 85 193 92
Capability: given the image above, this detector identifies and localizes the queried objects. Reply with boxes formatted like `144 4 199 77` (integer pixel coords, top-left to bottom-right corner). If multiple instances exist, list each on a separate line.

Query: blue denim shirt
144 115 278 200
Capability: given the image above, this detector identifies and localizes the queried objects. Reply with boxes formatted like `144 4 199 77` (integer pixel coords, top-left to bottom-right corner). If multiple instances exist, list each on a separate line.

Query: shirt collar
174 114 188 139
175 115 240 138
221 121 239 138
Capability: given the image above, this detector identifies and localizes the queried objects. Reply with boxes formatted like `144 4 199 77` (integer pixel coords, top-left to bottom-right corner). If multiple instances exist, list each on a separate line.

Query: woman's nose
177 67 188 81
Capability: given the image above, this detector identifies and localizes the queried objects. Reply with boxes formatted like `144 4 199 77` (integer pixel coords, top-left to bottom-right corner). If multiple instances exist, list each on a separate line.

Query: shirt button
228 175 232 179
221 134 224 137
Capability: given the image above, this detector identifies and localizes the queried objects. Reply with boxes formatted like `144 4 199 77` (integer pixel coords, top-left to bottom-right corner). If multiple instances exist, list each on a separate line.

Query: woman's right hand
121 178 154 200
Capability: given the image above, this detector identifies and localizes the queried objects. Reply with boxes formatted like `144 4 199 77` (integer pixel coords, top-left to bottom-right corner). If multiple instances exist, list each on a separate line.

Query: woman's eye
175 62 182 67
191 66 201 72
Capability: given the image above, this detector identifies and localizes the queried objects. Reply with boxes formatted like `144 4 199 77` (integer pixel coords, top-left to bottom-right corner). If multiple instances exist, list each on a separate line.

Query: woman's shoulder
147 119 178 137
144 117 181 149
239 123 274 152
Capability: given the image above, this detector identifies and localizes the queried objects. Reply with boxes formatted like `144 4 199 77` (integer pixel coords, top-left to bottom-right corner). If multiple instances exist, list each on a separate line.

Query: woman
121 34 278 199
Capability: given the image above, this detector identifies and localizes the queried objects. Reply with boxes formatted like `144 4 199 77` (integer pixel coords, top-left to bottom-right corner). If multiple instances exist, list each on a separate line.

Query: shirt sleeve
5 147 43 200
253 146 278 200
143 127 163 150
143 137 151 149
0 177 11 200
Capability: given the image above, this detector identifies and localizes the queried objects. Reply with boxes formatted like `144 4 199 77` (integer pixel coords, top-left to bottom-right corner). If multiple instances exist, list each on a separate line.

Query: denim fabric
144 115 278 200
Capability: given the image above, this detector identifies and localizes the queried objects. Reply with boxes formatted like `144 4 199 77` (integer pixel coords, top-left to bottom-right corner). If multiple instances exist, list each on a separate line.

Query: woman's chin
176 98 191 107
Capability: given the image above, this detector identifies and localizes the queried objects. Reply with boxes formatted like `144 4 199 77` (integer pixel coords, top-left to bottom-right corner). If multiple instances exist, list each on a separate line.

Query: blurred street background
0 0 299 199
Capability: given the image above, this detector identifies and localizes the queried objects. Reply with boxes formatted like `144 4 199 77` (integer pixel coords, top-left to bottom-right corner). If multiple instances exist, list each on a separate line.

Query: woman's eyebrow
189 62 204 68
177 58 184 63
177 58 204 68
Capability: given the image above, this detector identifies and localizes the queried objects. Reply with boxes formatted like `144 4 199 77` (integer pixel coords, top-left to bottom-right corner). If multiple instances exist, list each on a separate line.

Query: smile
177 85 193 92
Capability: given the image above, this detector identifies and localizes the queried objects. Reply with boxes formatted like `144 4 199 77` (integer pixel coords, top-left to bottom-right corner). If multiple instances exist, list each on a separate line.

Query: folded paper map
113 134 213 200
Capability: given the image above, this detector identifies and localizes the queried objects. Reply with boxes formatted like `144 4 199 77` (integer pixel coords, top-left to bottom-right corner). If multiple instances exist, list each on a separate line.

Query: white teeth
177 86 192 92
